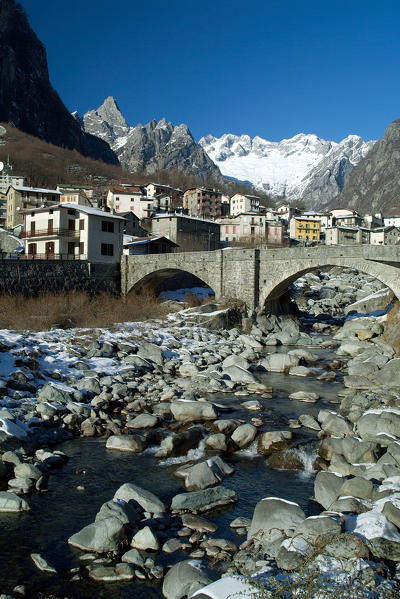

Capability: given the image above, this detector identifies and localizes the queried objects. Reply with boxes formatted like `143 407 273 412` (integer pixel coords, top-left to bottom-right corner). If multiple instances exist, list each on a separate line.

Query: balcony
21 228 79 239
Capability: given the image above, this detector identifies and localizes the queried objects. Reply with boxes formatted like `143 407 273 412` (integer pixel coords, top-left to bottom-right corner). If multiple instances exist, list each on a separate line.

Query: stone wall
0 259 120 296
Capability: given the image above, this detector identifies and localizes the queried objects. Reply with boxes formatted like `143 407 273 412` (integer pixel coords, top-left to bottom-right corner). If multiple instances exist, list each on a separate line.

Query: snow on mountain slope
199 132 375 203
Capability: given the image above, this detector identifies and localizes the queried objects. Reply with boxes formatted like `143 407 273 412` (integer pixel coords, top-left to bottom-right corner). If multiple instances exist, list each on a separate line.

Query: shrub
0 289 170 331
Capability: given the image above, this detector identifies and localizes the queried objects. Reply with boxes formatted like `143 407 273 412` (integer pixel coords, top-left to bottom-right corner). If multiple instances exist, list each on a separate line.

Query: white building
383 215 400 228
21 203 124 262
370 226 400 245
106 185 152 219
230 194 261 216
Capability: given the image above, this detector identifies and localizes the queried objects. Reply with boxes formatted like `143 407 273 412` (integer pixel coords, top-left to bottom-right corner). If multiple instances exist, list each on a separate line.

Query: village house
6 185 61 228
383 215 400 228
325 226 370 245
370 226 400 245
106 185 153 219
276 204 300 224
21 203 124 262
289 216 321 242
218 213 284 246
230 193 261 216
183 188 222 219
123 235 178 255
57 184 95 208
146 183 183 209
301 211 333 238
363 212 384 229
0 160 25 227
119 212 149 236
150 213 220 251
330 209 363 228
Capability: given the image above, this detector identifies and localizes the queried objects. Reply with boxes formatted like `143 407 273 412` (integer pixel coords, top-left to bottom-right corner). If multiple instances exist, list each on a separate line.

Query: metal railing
20 228 79 239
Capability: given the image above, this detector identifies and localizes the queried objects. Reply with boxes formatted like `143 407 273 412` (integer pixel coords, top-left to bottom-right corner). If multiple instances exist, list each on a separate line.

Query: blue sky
21 0 400 143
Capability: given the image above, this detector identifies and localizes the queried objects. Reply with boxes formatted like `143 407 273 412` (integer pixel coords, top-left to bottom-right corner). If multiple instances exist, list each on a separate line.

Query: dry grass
183 292 215 307
0 289 170 331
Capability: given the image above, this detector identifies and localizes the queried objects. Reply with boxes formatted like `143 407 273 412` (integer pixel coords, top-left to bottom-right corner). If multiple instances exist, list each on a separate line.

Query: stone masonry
121 246 400 311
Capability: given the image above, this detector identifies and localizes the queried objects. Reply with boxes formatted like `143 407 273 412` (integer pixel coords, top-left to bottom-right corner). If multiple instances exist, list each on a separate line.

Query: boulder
171 401 217 422
182 513 218 533
231 424 257 448
357 409 400 444
125 414 159 429
68 516 129 553
155 428 203 458
248 497 305 549
162 560 213 599
171 486 237 514
205 433 227 451
106 434 146 452
371 358 400 388
37 382 78 405
257 431 293 455
137 341 164 365
259 353 299 373
289 391 319 403
113 483 166 514
0 491 30 512
222 365 259 384
314 471 344 509
176 457 234 491
131 526 159 551
95 500 141 526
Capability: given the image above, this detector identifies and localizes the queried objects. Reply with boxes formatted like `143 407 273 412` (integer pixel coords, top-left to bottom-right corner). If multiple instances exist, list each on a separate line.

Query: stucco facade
21 204 124 262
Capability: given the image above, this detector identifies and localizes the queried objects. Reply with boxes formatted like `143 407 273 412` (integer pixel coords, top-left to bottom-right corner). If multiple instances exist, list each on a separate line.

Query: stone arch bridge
121 246 400 311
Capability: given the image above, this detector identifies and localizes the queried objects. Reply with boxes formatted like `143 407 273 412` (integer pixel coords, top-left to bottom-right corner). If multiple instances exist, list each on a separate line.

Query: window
67 209 76 215
68 219 75 231
79 219 84 231
101 221 114 233
233 225 236 234
101 243 114 256
28 243 37 255
68 242 75 255
79 242 84 255
225 225 229 234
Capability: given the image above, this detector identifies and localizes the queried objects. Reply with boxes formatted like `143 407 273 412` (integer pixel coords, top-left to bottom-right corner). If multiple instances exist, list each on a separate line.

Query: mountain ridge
200 131 375 207
77 97 223 183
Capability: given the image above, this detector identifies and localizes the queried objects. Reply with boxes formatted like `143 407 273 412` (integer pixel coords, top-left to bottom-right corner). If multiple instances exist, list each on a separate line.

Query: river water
0 342 345 598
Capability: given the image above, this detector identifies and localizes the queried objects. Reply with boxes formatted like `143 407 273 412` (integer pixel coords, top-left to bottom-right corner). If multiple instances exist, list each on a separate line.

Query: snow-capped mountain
78 97 222 182
200 132 375 206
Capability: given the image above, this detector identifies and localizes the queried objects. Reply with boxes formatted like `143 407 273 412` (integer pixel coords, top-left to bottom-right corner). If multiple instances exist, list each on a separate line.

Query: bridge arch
259 257 400 312
121 253 223 299
127 267 217 298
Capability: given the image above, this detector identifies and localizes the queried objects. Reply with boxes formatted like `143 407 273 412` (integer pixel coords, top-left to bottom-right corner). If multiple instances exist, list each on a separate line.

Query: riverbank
0 267 399 598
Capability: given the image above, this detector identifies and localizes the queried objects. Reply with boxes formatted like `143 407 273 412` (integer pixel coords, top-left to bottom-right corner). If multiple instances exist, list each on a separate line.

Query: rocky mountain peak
339 118 400 214
95 96 128 132
80 101 222 182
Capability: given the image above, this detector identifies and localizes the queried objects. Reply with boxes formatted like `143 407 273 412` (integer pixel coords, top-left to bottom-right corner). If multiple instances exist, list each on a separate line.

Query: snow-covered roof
9 185 61 194
153 212 218 225
21 203 125 220
61 203 125 220
124 235 177 247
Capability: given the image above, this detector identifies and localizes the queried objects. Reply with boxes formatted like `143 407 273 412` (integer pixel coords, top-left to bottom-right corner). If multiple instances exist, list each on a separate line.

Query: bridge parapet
122 246 400 311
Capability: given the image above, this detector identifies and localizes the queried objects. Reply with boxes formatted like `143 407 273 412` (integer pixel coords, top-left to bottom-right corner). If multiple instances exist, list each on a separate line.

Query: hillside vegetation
0 124 272 203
